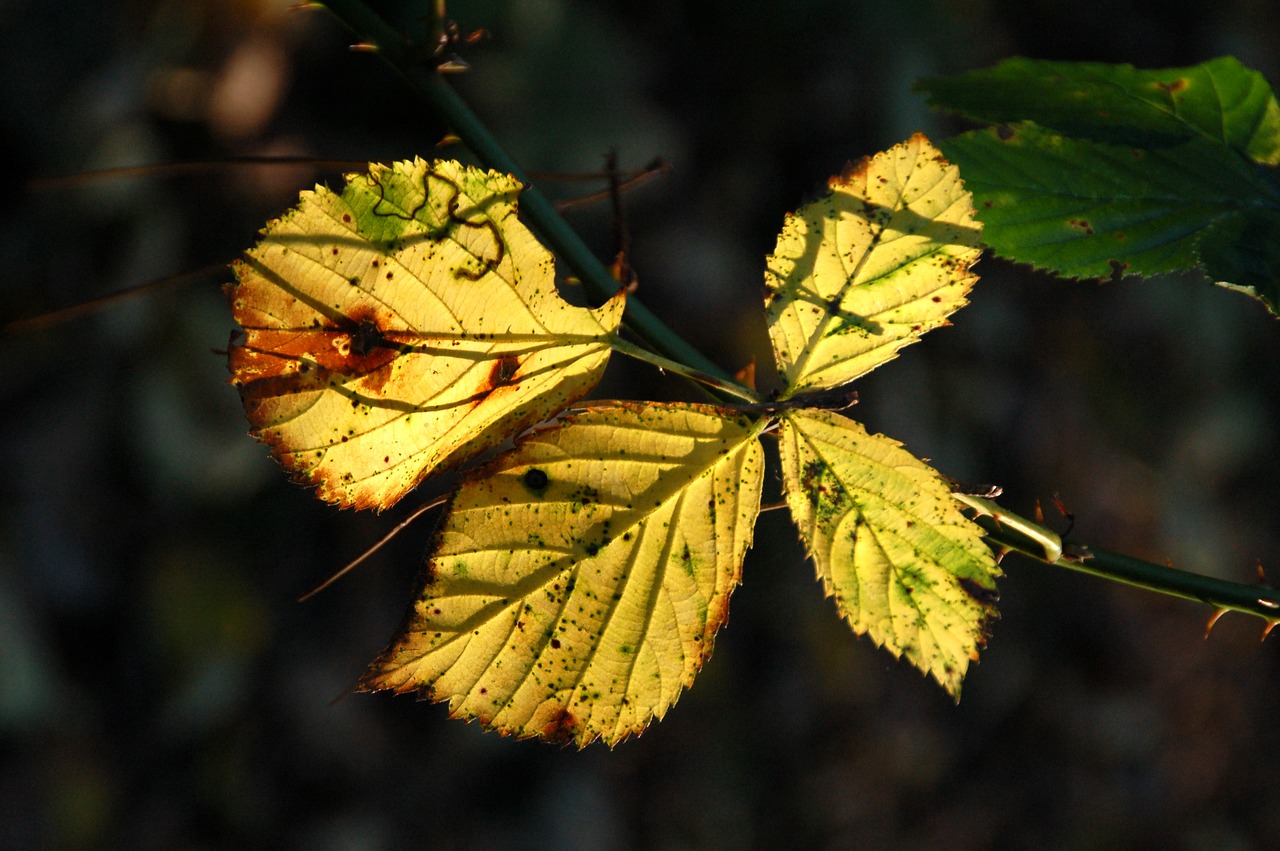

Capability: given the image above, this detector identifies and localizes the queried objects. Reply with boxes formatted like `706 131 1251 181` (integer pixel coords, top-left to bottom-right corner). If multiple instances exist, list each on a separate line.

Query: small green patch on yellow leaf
779 409 1001 697
360 402 766 746
226 159 624 510
765 134 981 398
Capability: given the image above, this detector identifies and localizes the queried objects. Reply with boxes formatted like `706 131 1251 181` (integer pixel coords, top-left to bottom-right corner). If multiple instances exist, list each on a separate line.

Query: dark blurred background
4 0 1280 848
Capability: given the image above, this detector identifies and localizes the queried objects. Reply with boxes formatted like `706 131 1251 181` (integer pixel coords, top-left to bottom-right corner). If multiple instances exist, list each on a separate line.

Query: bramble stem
961 498 1280 628
319 0 737 384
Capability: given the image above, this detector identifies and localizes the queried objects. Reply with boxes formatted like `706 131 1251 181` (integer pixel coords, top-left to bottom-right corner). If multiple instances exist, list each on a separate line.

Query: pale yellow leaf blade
359 402 766 747
779 409 1000 697
226 158 625 510
765 133 981 397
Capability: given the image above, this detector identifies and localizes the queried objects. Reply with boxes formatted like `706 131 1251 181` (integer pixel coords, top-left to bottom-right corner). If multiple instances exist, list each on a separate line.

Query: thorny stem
318 0 740 386
961 497 1280 631
319 0 1280 633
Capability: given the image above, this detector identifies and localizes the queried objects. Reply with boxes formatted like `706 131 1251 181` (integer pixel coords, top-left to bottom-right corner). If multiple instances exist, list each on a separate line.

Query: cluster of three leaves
226 137 1000 747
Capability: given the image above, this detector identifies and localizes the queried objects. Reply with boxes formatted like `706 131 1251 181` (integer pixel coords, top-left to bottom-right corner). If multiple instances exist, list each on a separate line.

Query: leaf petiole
608 336 762 403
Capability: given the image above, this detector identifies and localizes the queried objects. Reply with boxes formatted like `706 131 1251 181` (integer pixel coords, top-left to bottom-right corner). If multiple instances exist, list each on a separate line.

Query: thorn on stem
1263 620 1278 642
350 42 380 53
1051 492 1075 537
1204 607 1228 639
1033 499 1044 525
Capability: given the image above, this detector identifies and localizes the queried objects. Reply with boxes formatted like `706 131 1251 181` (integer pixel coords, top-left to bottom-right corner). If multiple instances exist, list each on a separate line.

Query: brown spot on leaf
539 708 579 745
488 355 520 389
959 577 999 606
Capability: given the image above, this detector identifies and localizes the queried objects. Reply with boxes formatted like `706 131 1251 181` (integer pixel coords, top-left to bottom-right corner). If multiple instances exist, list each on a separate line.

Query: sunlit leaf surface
764 133 981 397
779 409 1001 697
226 159 624 510
360 402 766 746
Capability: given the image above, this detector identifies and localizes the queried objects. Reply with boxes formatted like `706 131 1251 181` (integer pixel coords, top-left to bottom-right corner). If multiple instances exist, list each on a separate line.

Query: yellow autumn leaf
226 158 625 510
359 402 766 747
779 408 1001 697
765 133 981 398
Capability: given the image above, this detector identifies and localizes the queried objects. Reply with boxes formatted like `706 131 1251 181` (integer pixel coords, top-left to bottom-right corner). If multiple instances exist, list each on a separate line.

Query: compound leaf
360 402 766 747
779 408 1001 697
765 134 981 398
226 158 625 510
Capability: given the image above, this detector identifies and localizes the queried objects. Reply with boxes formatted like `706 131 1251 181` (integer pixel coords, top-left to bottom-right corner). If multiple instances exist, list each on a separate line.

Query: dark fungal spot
550 638 562 649
342 213 352 223
523 468 549 492
350 318 387 357
995 125 1015 141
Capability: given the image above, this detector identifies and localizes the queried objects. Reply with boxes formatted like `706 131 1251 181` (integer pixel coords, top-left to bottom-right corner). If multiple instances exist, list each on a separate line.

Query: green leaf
360 402 766 747
764 134 982 398
778 409 1001 697
920 57 1280 315
226 159 625 510
940 123 1280 283
1200 209 1280 304
919 56 1280 163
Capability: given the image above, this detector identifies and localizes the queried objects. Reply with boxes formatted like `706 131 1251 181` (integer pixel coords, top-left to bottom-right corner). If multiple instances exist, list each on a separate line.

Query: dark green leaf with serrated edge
921 57 1280 315
1200 209 1280 303
938 123 1280 310
919 56 1280 163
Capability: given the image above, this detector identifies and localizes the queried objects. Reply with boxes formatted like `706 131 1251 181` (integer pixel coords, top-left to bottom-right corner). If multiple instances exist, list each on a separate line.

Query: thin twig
298 496 447 602
4 262 231 334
